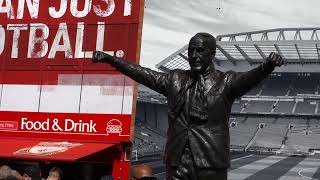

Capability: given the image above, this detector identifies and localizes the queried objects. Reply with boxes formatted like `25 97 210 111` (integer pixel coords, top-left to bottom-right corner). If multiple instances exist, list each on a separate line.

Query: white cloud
140 0 320 69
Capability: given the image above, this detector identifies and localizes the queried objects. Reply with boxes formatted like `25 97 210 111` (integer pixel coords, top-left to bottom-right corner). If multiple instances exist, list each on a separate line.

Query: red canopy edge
0 138 117 162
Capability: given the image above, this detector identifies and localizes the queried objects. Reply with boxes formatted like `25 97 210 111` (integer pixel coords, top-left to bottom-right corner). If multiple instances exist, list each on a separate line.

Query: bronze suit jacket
110 59 274 169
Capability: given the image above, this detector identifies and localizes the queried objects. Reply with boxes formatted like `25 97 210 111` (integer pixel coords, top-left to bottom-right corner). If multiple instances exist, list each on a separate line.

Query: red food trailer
0 0 145 179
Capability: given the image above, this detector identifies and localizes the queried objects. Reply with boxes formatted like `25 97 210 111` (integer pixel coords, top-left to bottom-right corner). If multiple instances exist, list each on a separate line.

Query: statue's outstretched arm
92 51 170 96
227 52 284 99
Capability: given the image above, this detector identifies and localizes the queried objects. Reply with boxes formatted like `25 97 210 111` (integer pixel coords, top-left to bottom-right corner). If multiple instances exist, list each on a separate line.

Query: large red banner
0 111 132 142
0 0 144 142
0 0 142 70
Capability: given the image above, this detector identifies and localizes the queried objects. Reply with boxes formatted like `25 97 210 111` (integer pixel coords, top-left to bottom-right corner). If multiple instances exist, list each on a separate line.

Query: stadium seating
290 77 318 95
230 123 258 148
246 84 263 96
273 101 295 114
231 100 246 112
283 126 320 153
136 74 320 156
309 119 320 125
291 118 310 125
244 116 275 124
294 101 316 114
243 101 275 113
308 125 320 133
133 123 166 155
229 116 247 124
250 124 288 149
242 76 319 97
260 78 290 96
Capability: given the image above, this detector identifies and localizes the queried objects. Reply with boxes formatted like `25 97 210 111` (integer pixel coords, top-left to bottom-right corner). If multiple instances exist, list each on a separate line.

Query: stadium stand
243 101 275 113
260 77 290 96
231 100 246 112
246 84 263 96
309 118 320 125
282 125 320 153
230 123 258 149
295 101 316 114
229 116 246 124
273 101 295 114
134 74 320 155
290 76 318 95
244 116 275 124
250 124 288 149
275 117 295 125
133 28 320 168
133 123 166 155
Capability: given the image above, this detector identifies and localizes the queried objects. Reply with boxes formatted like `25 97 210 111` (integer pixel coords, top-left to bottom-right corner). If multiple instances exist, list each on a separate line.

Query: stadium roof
156 28 320 73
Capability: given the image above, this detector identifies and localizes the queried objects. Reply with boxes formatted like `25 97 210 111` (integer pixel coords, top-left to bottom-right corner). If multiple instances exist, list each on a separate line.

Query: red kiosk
0 0 145 179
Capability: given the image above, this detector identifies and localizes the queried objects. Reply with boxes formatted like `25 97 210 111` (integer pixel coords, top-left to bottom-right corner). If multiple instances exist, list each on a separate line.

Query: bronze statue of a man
93 32 284 180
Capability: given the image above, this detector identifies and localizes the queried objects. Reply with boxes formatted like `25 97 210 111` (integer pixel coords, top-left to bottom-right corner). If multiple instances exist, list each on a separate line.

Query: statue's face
188 36 215 73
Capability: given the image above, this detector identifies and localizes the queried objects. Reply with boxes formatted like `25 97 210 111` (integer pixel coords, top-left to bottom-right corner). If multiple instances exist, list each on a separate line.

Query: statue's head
188 32 216 73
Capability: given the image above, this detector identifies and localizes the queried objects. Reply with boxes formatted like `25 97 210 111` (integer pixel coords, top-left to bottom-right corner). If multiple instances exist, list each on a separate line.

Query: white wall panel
39 85 81 113
1 85 40 112
80 86 124 114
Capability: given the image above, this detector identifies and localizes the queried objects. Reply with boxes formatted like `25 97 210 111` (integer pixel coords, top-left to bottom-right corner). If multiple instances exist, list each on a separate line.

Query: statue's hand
266 52 284 67
92 51 114 64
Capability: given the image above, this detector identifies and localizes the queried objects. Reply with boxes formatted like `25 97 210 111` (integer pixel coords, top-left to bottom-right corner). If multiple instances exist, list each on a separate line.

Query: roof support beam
261 32 269 41
216 45 236 65
158 65 172 72
294 31 302 40
178 53 188 61
254 44 267 60
294 44 304 65
234 44 253 65
311 30 319 40
219 40 319 46
217 28 320 41
274 44 286 61
316 44 320 63
212 57 221 66
277 31 285 40
245 34 252 41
